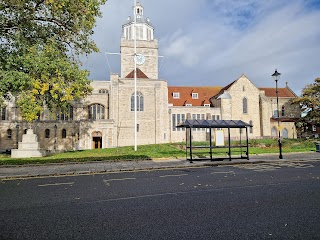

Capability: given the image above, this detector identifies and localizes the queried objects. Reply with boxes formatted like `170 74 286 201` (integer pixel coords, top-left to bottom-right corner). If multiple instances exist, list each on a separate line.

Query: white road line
84 182 294 204
38 182 74 187
103 178 136 182
211 171 235 174
159 174 188 178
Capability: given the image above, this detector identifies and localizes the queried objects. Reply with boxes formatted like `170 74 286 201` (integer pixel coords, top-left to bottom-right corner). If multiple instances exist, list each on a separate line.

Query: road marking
211 171 234 174
103 178 136 182
159 174 188 178
233 164 280 172
274 163 314 169
38 182 74 187
84 182 295 204
231 162 316 172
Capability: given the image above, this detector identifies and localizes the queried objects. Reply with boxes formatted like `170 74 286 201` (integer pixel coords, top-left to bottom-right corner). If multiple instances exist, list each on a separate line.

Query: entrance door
92 131 103 149
93 137 102 149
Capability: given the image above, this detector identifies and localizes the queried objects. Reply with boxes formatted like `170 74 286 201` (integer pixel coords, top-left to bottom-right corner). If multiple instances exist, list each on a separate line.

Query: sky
82 0 320 95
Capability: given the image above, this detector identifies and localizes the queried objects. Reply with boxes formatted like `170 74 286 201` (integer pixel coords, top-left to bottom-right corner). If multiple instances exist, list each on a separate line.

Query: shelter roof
177 120 252 128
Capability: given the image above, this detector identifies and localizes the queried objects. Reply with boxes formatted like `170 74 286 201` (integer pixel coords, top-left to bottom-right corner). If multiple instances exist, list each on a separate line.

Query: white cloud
83 0 320 95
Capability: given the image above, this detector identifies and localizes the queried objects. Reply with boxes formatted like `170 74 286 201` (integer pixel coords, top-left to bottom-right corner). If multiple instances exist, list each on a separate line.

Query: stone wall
120 38 159 79
111 77 169 147
219 75 261 138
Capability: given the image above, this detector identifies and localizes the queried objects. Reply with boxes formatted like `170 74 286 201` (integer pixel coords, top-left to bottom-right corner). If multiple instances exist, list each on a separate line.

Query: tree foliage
0 0 106 56
293 78 320 125
15 41 92 122
0 0 106 122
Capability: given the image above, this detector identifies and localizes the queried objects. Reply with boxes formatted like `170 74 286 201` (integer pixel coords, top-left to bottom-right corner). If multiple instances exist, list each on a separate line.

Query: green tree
15 41 93 122
0 0 106 56
0 0 106 121
293 78 320 133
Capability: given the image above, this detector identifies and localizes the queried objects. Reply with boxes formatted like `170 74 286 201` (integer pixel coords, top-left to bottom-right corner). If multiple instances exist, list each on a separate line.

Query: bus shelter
176 120 253 163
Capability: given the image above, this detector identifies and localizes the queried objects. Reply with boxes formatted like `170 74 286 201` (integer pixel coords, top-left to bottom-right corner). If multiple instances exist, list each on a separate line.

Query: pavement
0 152 319 180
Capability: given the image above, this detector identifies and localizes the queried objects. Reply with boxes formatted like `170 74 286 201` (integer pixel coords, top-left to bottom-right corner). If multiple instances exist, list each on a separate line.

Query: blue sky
82 0 320 95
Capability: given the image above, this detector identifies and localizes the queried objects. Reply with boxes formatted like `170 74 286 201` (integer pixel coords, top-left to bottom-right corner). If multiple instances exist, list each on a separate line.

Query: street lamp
271 69 283 159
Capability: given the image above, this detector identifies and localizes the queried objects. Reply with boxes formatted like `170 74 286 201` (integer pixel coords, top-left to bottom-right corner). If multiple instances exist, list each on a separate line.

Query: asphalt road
1 160 320 240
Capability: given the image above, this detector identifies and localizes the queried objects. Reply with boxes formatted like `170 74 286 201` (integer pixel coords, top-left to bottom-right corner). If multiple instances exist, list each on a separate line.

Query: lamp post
271 69 283 159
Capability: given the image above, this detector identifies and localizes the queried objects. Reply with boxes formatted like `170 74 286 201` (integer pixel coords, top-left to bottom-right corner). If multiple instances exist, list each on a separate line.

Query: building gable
125 68 149 79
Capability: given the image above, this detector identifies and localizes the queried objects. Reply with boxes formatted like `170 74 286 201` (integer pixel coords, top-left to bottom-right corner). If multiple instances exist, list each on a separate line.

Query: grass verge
0 139 318 165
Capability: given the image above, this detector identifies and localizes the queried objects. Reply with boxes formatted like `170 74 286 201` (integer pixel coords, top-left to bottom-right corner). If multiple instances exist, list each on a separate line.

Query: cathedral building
0 1 298 153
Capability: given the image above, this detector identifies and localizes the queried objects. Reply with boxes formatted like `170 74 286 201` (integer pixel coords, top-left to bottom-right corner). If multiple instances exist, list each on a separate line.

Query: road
1 160 320 239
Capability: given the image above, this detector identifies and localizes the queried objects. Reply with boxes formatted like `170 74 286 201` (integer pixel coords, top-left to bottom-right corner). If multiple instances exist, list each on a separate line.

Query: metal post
246 127 249 160
185 126 187 160
240 127 242 158
275 79 283 159
134 0 137 151
189 127 193 163
228 128 231 161
209 128 213 161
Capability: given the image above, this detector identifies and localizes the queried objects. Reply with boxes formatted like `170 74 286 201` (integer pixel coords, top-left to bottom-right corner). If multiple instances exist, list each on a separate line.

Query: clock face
134 54 145 65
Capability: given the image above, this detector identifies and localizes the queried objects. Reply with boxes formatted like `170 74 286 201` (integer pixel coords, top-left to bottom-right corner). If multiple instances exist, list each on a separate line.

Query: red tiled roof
259 88 296 98
211 80 236 99
168 86 222 106
125 68 149 79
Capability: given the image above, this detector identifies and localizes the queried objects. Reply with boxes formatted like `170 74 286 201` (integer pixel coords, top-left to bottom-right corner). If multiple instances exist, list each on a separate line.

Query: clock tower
121 1 159 79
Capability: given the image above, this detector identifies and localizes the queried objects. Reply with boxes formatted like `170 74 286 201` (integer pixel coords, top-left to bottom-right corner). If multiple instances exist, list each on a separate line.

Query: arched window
1 107 6 120
62 129 67 139
249 120 253 133
243 97 248 114
131 92 144 111
45 129 50 139
88 104 105 120
7 129 12 139
56 106 73 121
271 127 277 137
282 128 288 138
281 105 285 117
24 129 27 134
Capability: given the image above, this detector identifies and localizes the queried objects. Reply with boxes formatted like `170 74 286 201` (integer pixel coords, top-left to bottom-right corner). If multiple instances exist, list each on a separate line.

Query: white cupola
134 1 143 17
122 0 154 41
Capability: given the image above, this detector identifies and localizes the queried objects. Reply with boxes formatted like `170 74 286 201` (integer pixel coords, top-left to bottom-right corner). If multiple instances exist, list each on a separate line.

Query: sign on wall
215 130 224 146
